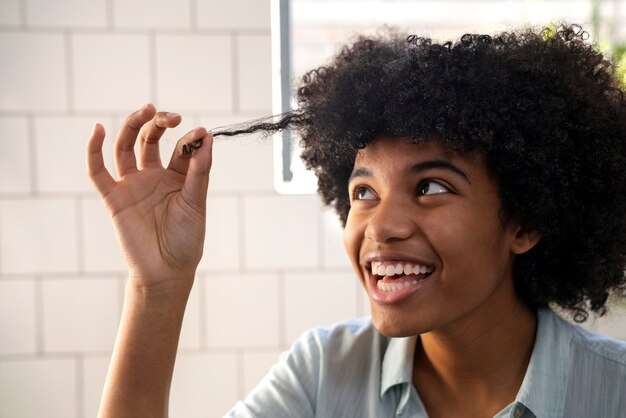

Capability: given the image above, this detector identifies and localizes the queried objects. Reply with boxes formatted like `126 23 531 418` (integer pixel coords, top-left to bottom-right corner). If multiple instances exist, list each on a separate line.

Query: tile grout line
238 193 246 272
0 200 3 273
18 0 27 28
277 271 286 347
0 26 271 36
76 354 85 418
34 275 44 356
189 0 197 32
149 31 158 104
105 0 114 30
27 115 39 196
64 30 75 113
76 198 85 274
231 31 240 113
197 273 207 349
236 349 245 400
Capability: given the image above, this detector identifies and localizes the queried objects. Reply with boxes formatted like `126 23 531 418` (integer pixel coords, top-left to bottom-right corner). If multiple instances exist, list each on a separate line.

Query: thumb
181 132 213 211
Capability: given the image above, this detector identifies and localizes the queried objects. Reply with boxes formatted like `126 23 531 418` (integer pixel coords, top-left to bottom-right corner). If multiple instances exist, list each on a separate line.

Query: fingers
137 111 182 169
167 129 213 211
114 103 156 177
87 123 116 197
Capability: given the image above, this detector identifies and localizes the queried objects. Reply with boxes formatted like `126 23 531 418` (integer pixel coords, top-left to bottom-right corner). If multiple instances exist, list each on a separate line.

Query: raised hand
87 103 213 292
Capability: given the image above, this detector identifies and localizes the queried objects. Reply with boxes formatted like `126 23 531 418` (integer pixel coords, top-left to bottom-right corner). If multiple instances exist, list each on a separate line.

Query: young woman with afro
89 23 626 417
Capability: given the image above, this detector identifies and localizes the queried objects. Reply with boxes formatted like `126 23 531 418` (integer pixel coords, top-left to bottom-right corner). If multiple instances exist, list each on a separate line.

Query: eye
353 185 377 200
418 180 449 196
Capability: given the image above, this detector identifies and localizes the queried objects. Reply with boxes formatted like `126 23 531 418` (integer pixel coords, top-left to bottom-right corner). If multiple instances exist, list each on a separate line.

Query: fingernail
166 112 180 118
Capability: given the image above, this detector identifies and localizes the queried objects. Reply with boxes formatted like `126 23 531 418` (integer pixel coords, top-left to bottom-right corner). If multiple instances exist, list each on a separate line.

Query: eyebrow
349 159 471 184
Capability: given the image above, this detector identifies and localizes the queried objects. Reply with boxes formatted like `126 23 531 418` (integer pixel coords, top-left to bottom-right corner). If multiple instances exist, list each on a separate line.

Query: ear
510 223 541 255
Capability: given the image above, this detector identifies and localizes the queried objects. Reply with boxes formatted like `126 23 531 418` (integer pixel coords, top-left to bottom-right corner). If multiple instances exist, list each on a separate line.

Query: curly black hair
214 24 626 321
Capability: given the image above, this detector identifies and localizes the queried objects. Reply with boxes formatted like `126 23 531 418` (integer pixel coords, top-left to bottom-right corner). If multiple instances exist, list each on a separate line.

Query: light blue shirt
226 309 626 417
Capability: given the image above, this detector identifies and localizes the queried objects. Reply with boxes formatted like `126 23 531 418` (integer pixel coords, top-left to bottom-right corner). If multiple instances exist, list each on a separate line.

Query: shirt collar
513 308 573 418
380 334 416 397
377 308 574 417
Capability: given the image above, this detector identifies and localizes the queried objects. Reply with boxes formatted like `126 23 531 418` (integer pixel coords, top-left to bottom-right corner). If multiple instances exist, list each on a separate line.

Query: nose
364 197 416 244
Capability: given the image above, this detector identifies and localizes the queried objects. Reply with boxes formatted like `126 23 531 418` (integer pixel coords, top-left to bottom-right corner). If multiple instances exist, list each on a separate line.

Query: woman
89 24 626 417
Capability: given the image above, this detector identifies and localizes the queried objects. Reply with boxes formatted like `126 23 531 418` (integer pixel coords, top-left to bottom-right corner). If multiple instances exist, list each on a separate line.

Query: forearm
98 278 193 418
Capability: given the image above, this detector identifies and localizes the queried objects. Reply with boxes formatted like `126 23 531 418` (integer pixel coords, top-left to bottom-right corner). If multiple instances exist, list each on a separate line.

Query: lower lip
369 274 431 304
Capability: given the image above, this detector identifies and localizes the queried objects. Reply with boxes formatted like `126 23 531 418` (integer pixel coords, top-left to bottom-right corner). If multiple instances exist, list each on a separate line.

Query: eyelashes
353 185 377 200
351 180 451 201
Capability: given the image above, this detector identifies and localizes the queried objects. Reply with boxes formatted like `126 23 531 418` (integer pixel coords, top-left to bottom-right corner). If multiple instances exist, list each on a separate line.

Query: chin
371 310 429 338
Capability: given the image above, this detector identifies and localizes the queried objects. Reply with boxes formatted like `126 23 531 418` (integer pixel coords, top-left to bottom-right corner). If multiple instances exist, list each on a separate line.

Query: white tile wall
196 0 271 29
244 195 320 269
179 276 202 349
204 274 280 348
3 2 625 417
0 117 32 193
82 356 110 418
0 33 67 111
155 34 233 112
0 0 20 25
0 358 77 418
170 352 239 418
199 196 240 271
26 0 107 28
35 117 109 193
0 280 37 355
42 277 121 352
113 0 190 29
81 197 128 273
0 199 78 274
283 272 359 343
72 34 151 111
206 126 275 192
238 34 273 112
321 207 352 268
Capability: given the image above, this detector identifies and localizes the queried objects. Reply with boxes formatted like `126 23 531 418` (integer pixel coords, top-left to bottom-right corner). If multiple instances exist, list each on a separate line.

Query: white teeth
370 261 433 278
377 279 419 292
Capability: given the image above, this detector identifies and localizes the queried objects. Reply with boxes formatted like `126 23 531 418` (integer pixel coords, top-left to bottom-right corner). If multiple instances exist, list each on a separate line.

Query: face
344 137 534 337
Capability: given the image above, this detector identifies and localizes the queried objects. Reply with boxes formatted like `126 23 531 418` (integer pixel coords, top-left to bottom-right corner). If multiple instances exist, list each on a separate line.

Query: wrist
125 273 195 305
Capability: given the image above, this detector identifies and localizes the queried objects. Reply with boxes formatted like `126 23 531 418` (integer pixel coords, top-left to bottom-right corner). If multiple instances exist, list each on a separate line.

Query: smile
370 261 434 293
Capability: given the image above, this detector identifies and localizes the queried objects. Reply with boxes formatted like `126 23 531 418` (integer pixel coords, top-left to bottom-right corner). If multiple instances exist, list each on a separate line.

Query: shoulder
549 310 626 367
545 310 626 416
301 316 380 345
293 316 386 363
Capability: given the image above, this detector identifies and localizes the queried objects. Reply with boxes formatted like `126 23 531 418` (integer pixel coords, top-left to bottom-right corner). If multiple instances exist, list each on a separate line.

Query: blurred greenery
615 46 626 86
591 0 626 86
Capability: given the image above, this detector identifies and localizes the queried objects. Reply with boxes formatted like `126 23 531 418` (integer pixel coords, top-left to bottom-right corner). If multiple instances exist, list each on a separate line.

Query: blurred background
0 1 624 417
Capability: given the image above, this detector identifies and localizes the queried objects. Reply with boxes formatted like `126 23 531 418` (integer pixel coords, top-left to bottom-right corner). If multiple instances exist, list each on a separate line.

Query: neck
413 295 537 416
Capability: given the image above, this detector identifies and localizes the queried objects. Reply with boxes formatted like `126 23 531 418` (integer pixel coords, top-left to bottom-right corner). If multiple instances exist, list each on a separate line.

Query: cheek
431 207 509 278
343 216 364 270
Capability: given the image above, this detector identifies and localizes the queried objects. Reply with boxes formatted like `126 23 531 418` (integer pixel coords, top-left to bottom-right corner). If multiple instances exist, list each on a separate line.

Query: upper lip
362 250 436 271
